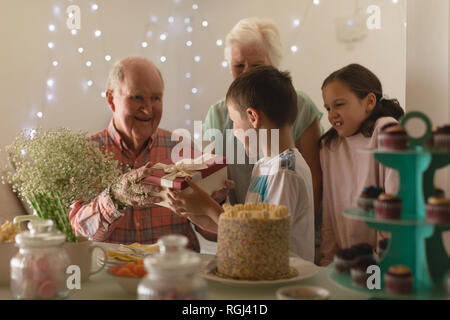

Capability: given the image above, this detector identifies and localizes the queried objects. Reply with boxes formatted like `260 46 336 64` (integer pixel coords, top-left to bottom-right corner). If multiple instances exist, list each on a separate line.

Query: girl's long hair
320 64 404 148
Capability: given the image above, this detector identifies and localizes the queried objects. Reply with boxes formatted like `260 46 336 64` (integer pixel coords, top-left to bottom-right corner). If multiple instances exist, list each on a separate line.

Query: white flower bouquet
3 128 122 242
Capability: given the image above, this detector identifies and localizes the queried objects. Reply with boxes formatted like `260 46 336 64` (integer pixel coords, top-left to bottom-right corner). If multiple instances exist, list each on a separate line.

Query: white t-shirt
245 148 315 262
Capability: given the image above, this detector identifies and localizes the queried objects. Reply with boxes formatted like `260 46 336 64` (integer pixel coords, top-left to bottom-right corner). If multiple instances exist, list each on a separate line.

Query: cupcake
378 123 408 151
433 124 450 153
432 187 445 198
384 265 413 294
350 256 377 288
357 186 384 211
333 248 357 274
351 243 374 259
374 194 402 220
426 197 450 224
425 126 438 149
377 239 389 259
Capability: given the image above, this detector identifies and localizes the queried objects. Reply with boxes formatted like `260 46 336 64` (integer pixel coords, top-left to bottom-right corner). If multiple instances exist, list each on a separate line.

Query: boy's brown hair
225 65 298 127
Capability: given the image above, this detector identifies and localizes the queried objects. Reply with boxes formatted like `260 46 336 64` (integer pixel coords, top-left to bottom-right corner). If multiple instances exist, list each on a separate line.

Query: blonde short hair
224 17 283 67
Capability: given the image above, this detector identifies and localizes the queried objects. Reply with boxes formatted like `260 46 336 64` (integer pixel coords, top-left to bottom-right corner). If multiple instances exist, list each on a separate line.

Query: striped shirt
69 120 200 252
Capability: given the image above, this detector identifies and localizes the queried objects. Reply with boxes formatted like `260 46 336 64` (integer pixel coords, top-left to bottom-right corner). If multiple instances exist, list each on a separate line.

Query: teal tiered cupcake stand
328 111 450 299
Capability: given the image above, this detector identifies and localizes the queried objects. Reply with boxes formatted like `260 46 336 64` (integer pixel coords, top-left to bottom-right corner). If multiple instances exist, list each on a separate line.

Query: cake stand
328 111 450 300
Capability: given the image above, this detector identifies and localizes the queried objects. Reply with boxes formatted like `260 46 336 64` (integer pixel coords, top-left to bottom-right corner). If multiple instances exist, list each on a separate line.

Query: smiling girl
319 64 404 266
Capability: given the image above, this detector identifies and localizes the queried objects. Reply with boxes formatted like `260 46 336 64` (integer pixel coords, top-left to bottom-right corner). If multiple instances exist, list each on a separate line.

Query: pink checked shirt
69 120 201 252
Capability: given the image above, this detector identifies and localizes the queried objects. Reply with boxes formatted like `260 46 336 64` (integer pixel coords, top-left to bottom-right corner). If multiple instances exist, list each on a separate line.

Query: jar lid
15 219 66 247
143 235 201 276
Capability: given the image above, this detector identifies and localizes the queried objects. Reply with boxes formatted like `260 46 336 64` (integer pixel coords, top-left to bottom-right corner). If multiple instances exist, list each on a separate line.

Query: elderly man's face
108 63 163 150
230 41 271 79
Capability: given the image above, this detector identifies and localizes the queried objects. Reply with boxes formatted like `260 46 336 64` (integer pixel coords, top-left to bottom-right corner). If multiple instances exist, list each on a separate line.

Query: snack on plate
108 259 147 278
0 220 21 243
108 243 159 262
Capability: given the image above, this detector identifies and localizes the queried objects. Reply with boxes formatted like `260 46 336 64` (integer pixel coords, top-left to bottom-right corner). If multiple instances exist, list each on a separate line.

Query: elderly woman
203 17 323 217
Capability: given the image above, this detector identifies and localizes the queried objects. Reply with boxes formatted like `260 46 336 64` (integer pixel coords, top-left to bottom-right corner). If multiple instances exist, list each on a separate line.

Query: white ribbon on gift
151 162 208 188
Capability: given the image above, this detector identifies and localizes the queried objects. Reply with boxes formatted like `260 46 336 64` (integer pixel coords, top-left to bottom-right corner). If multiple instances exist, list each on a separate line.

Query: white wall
0 0 407 220
0 0 406 142
406 0 450 254
406 0 449 196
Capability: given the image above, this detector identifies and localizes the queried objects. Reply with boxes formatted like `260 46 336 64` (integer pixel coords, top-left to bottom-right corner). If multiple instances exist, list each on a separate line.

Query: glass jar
138 234 207 300
10 219 70 300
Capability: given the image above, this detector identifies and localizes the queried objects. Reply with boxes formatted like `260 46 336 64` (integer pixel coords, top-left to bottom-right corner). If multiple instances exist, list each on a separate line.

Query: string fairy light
38 0 396 135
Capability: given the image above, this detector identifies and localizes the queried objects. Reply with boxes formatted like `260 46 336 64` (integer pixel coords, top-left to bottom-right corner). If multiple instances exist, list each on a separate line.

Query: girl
319 64 403 266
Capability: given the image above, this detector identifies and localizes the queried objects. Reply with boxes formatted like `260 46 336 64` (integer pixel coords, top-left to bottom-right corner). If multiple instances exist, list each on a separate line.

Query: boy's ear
365 92 377 113
246 107 260 129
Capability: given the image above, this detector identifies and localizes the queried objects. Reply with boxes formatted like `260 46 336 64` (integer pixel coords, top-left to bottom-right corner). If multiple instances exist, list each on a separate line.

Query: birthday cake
216 203 297 280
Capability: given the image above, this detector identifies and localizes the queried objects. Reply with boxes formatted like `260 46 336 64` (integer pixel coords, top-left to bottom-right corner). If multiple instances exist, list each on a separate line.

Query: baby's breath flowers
2 128 122 242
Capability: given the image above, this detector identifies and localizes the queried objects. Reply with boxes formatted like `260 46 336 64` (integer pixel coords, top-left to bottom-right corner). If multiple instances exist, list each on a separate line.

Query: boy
168 66 315 262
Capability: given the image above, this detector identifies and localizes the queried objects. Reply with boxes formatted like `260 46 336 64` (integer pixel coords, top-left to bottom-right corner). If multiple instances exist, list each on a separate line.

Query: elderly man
69 57 205 251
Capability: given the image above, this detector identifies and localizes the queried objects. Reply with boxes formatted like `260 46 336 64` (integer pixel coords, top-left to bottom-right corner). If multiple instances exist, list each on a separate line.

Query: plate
94 242 159 268
199 257 319 286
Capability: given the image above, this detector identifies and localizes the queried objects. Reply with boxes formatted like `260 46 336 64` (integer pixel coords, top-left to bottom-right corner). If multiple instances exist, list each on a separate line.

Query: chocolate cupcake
350 256 377 288
374 193 402 220
433 124 450 153
351 243 374 259
378 239 389 259
426 197 450 224
378 123 408 151
425 126 438 149
384 265 413 294
432 187 445 198
333 248 357 274
357 186 384 211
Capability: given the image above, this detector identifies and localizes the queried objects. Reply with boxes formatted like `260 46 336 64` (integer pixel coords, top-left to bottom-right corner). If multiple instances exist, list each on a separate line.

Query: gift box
143 153 228 209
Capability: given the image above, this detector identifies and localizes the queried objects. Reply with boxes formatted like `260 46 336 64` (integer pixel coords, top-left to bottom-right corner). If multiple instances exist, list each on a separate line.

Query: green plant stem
28 193 77 243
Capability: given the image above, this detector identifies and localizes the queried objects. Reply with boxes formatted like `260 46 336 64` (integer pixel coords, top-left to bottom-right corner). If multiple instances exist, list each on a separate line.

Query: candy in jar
138 234 207 300
10 219 71 300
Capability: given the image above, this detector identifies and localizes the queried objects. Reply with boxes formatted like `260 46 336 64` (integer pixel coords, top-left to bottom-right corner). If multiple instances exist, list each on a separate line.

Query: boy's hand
167 177 223 224
167 177 217 216
177 213 218 235
211 180 235 204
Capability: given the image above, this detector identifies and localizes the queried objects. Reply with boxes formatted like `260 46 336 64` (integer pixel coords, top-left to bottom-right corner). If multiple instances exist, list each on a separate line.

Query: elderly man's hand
111 161 163 208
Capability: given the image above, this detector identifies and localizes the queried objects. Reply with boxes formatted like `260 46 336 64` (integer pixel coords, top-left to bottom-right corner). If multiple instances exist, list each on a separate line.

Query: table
0 255 369 300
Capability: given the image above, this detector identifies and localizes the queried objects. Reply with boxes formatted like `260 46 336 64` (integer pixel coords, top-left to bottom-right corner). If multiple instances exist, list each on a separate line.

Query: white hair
224 17 284 68
106 60 125 91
